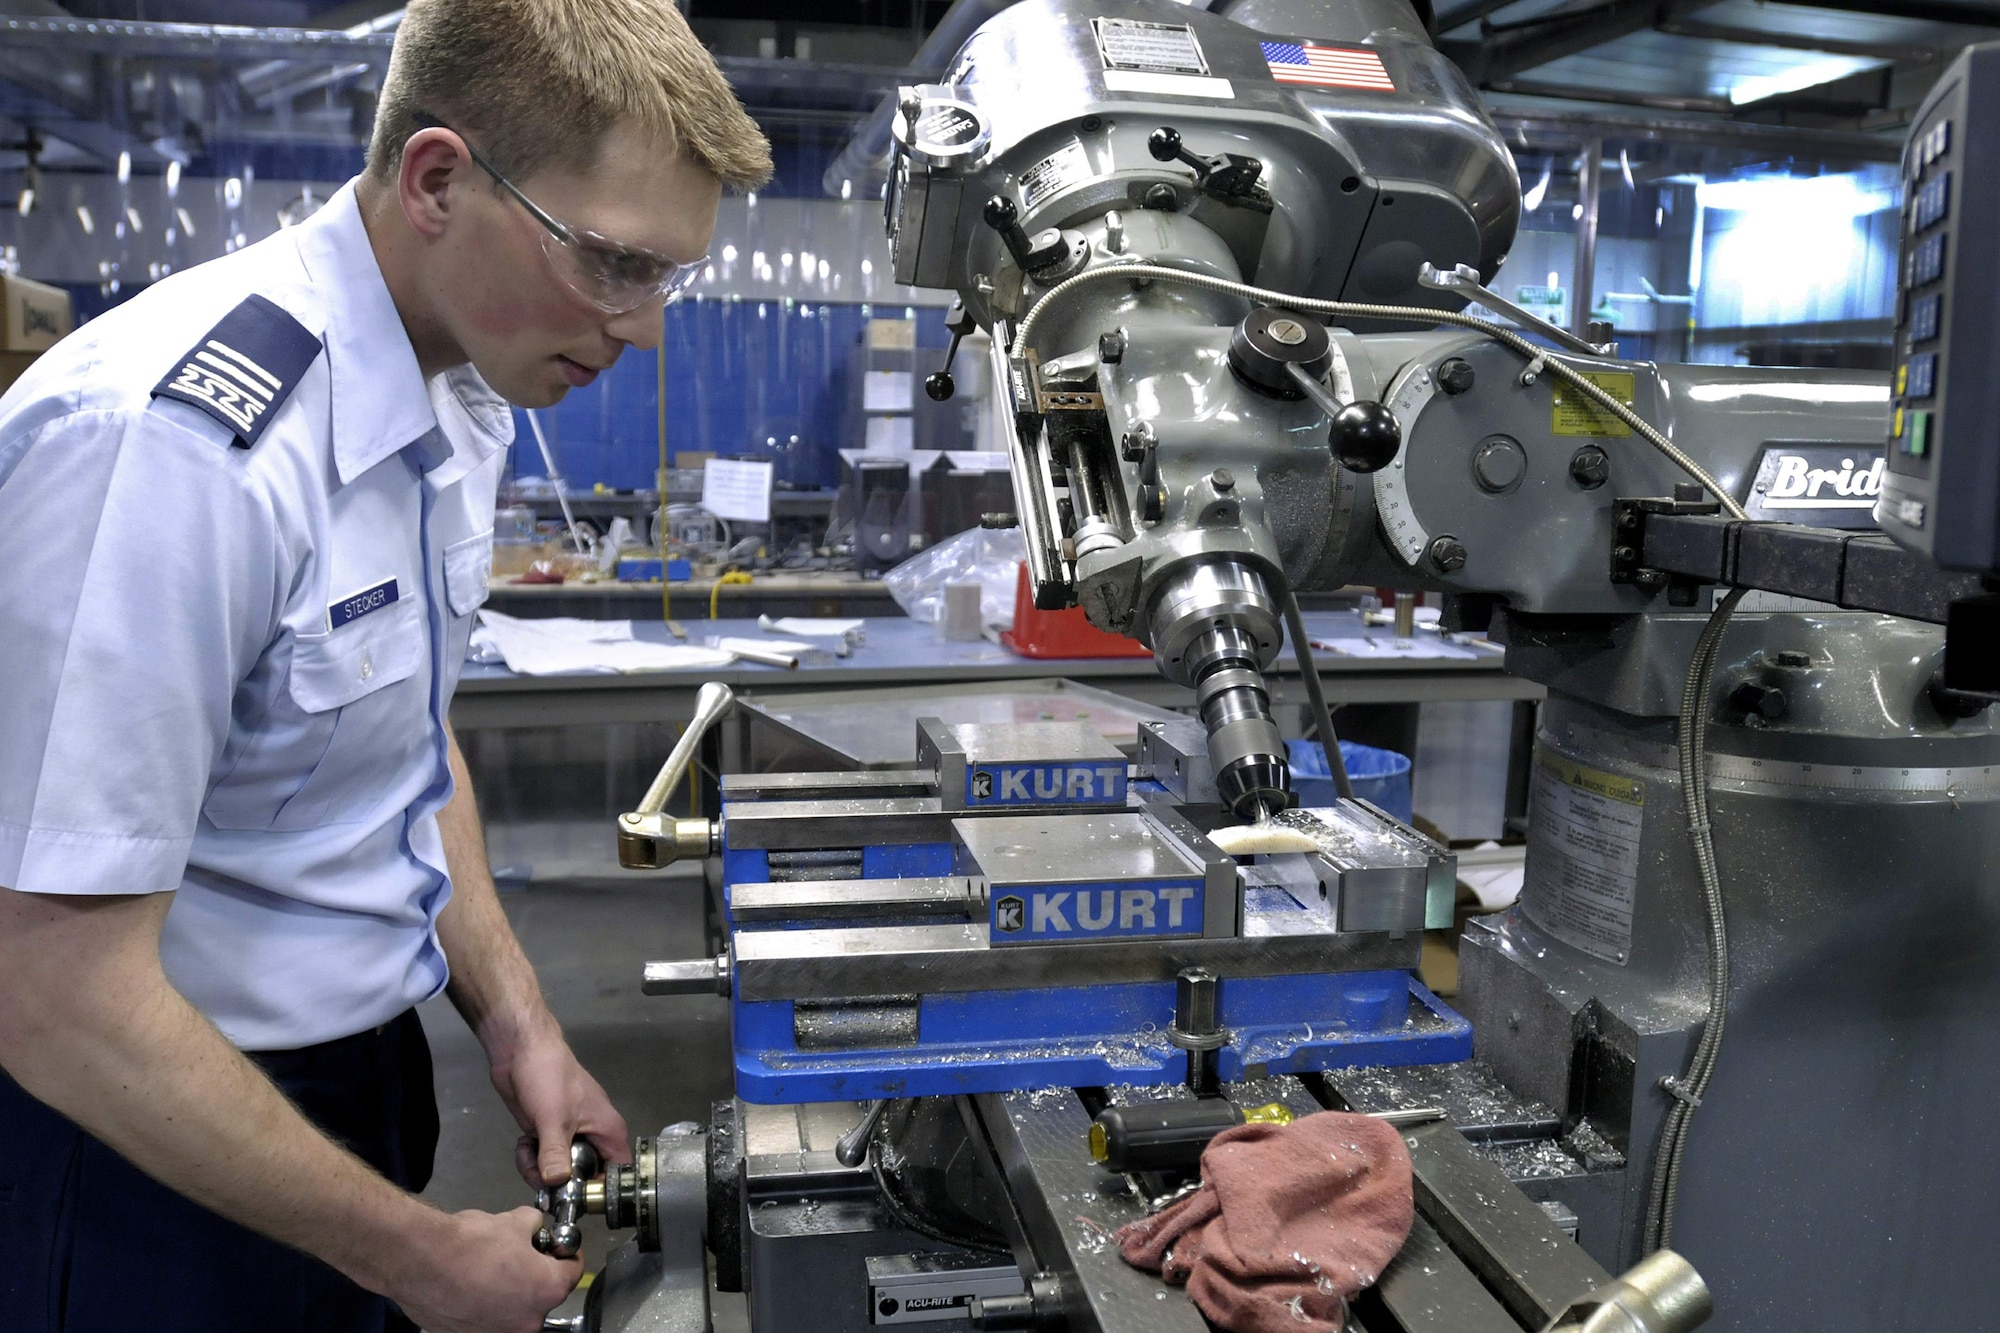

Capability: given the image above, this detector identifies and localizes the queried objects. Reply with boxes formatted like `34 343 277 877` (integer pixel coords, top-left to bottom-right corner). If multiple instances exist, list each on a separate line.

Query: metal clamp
617 681 732 869
1419 262 1612 358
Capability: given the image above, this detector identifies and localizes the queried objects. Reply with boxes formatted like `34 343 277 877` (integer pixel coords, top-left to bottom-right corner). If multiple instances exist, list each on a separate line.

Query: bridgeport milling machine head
885 0 1517 819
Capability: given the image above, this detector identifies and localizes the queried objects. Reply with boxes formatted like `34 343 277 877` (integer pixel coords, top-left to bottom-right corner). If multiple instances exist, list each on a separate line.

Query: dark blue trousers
0 1010 439 1333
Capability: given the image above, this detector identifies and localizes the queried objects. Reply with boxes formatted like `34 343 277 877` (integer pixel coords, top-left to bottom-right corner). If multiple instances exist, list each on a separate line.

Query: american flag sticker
1261 41 1396 92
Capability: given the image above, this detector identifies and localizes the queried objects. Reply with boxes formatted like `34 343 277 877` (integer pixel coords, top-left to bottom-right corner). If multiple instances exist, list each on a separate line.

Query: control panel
1880 43 2000 573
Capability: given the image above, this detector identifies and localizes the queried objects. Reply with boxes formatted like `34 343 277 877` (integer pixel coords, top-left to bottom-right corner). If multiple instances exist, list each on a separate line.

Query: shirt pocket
202 600 427 832
275 597 430 831
287 596 425 711
444 529 494 617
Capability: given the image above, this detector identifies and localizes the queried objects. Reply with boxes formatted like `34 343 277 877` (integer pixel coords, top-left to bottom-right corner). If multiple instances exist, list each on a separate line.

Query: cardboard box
1 274 72 352
0 351 40 396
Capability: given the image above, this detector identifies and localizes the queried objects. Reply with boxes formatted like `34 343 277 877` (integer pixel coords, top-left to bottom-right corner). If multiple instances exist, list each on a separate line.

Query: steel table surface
448 612 1540 732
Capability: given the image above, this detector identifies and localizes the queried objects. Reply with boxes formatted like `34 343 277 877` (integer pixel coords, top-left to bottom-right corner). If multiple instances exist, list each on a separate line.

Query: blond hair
367 0 772 190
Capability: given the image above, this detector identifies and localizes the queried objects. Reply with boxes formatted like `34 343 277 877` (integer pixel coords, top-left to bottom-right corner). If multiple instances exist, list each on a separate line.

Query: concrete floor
415 855 748 1327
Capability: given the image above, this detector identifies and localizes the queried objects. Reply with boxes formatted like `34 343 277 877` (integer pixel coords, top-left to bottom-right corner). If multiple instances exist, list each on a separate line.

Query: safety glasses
414 113 708 314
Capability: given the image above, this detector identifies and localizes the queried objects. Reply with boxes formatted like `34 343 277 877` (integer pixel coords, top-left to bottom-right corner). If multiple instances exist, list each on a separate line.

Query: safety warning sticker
1092 17 1209 74
1550 370 1636 438
1524 750 1645 965
1020 141 1092 211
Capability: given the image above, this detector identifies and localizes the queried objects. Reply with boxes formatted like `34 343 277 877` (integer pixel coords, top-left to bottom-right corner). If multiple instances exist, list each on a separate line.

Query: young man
0 2 770 1329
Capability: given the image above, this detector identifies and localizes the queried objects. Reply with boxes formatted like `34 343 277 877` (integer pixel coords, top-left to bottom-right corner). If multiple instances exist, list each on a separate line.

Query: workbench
484 571 901 622
449 610 1540 731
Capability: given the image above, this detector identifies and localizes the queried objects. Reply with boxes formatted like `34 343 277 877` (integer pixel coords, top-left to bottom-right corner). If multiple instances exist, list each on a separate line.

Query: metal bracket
1610 491 1722 604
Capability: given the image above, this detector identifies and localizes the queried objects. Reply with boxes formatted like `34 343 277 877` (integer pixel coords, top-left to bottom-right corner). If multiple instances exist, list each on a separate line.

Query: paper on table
700 457 775 523
1311 635 1480 660
863 369 914 412
766 616 865 636
714 636 819 658
475 610 734 675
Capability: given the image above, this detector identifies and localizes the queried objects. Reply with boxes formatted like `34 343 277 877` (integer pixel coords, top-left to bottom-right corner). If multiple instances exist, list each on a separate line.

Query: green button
1908 411 1931 458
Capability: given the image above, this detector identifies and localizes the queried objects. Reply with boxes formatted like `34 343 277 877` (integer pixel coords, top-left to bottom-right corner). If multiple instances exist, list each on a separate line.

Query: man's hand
433 725 633 1188
0 886 583 1332
493 1022 633 1187
381 1206 582 1333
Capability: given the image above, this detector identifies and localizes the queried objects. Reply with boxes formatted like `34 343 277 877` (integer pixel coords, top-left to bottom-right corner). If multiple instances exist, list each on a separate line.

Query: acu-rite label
1524 750 1644 965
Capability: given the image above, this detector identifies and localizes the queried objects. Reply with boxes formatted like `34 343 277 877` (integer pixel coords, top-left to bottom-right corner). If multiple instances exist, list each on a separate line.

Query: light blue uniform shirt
0 181 511 1050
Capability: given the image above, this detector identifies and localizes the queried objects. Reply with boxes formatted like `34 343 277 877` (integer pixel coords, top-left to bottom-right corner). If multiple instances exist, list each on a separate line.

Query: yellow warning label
1551 370 1637 438
1536 750 1645 806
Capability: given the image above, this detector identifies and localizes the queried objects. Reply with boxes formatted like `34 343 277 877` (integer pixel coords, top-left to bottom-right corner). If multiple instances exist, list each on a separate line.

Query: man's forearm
436 724 555 1059
0 890 444 1299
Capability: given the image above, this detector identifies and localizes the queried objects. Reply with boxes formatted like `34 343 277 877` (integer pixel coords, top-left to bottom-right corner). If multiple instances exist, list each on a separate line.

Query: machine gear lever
617 681 732 869
835 1098 893 1166
1227 306 1402 473
982 195 1070 274
1147 126 1270 207
925 299 979 401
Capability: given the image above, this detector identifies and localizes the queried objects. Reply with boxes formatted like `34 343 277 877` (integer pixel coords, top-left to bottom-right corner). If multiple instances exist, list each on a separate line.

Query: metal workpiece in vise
1538 1250 1712 1333
1227 306 1402 473
616 681 732 870
1146 560 1293 820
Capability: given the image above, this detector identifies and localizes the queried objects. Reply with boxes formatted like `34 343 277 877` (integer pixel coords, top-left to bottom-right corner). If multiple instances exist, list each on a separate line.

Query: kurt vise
624 684 1471 1104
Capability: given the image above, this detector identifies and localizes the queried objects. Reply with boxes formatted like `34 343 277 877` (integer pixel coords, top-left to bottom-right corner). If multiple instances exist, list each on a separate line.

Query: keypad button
1910 292 1942 343
1907 352 1937 400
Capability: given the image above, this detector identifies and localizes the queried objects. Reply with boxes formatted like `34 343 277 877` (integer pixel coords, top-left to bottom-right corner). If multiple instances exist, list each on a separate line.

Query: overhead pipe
818 0 1015 198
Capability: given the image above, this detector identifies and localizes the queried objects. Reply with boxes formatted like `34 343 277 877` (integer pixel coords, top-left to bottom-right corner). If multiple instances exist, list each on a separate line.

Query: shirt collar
292 181 440 487
422 367 514 492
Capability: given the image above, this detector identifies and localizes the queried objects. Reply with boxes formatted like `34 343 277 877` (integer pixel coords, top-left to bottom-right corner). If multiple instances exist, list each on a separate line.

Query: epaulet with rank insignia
150 293 322 449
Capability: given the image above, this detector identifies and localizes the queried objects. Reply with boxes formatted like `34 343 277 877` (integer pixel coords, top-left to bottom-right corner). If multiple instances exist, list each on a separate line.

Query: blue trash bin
1286 739 1413 822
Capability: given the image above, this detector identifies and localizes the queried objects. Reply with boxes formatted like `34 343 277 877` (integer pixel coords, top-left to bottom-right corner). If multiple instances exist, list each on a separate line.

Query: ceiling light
1696 172 1896 219
1522 161 1551 213
1727 56 1883 107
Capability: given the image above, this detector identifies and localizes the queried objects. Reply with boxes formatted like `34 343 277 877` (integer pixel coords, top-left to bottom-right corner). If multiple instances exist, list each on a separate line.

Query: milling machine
548 5 2000 1332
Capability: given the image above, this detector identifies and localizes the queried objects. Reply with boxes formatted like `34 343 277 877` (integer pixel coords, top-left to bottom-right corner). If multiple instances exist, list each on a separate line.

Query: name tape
328 577 399 630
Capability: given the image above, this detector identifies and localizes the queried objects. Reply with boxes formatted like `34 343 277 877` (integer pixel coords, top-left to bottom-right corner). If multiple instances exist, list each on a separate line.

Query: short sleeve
0 404 287 895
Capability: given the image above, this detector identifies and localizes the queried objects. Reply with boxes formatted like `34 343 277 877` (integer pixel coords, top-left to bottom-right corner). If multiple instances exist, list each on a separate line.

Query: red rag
1114 1111 1413 1333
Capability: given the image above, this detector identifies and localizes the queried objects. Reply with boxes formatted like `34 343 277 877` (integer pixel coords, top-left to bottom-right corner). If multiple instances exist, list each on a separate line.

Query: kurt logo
966 762 1125 807
989 882 1203 942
